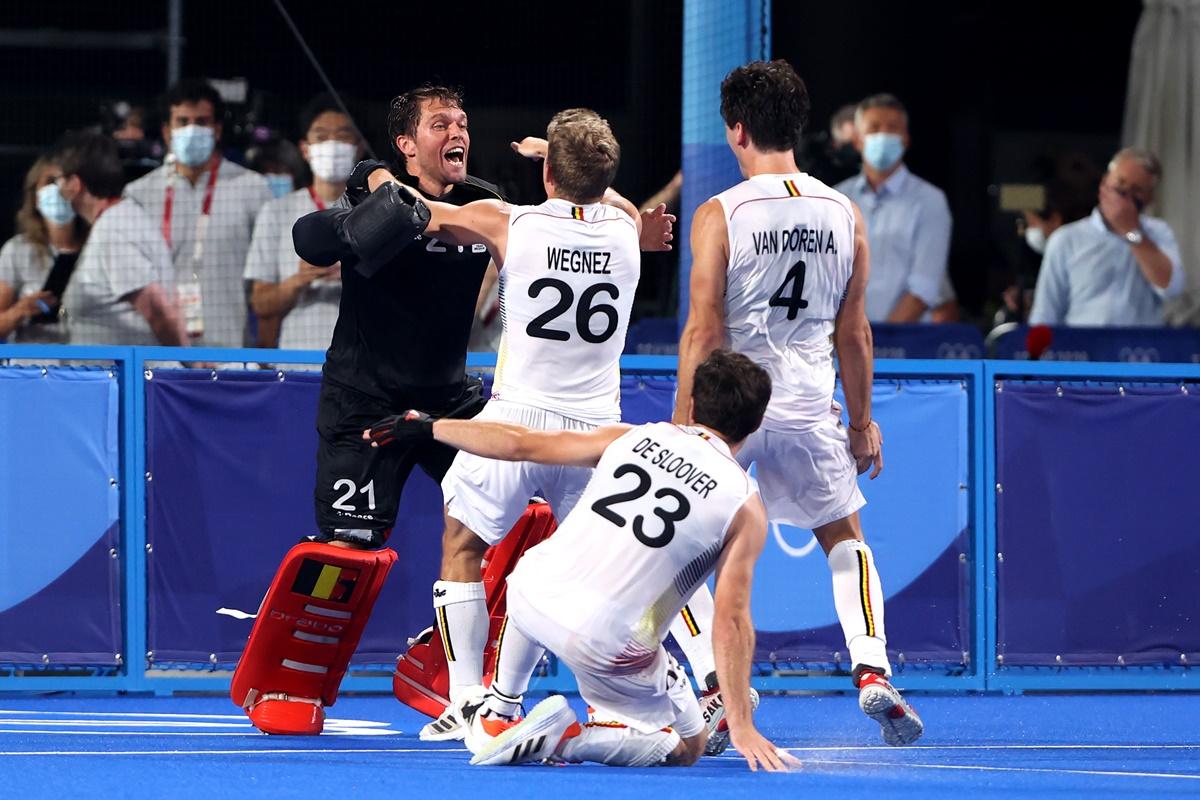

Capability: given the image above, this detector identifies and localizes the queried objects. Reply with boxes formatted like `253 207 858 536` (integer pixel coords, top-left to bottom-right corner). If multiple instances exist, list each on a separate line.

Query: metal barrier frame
2 346 1193 694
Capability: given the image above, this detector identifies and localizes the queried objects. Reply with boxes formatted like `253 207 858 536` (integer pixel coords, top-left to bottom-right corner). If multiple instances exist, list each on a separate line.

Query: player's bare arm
674 198 729 423
362 411 630 468
835 201 883 479
712 494 800 772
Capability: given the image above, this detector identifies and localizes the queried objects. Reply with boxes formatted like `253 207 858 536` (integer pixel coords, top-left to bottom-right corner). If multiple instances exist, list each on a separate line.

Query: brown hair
13 156 88 259
387 84 464 158
546 108 620 203
691 349 772 443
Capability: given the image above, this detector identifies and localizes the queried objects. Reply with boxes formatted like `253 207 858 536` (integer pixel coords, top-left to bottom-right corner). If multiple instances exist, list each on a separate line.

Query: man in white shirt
57 132 186 346
125 79 272 347
244 95 363 350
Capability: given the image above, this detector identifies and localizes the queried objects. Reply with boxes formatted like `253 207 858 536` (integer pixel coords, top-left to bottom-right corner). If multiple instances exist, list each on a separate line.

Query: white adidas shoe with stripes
469 695 576 766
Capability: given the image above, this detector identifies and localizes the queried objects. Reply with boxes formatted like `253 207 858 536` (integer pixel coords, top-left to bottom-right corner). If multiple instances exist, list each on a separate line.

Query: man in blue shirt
836 94 954 323
1029 147 1183 326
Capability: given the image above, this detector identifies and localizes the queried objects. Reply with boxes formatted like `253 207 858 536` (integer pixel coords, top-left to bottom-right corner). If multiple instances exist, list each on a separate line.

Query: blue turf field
0 693 1197 798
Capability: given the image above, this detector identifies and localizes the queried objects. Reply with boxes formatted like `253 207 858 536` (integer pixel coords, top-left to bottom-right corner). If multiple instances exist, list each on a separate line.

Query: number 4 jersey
492 198 640 424
505 422 756 675
716 173 856 432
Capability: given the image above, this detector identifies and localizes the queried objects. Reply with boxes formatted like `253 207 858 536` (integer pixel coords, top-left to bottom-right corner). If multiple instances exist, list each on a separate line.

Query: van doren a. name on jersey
631 435 720 499
546 246 613 274
752 226 840 256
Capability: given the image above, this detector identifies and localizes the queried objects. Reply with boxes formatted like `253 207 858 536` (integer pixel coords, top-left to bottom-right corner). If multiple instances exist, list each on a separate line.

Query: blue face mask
265 173 294 198
171 124 216 167
36 183 76 225
863 132 905 172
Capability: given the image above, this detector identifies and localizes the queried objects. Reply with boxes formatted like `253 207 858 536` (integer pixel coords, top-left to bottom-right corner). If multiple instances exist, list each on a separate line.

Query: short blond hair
546 108 620 203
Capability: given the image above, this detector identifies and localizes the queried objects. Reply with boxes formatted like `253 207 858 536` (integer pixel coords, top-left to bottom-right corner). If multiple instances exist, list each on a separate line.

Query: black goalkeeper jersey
293 171 503 405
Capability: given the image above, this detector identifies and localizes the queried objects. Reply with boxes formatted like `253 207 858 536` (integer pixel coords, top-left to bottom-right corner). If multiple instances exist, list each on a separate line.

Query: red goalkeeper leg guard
392 501 557 717
231 542 397 734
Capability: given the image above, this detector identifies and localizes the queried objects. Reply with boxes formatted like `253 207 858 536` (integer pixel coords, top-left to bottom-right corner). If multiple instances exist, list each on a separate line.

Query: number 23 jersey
493 198 640 424
506 422 756 675
716 173 856 432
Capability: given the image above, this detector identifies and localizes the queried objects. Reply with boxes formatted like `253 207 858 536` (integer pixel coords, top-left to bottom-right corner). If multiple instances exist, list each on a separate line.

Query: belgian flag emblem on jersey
571 206 585 221
291 559 360 603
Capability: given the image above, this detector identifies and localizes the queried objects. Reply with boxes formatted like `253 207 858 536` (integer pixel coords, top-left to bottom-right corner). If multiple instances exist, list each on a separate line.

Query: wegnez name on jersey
751 226 839 256
631 436 718 499
546 246 612 274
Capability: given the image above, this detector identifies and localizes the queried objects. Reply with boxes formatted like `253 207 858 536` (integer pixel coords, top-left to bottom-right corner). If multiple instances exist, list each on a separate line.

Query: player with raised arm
365 350 798 772
362 109 653 741
672 60 923 747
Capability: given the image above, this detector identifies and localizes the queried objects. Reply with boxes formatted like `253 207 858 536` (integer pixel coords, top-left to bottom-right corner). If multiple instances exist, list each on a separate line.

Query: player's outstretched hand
362 410 434 448
729 725 801 773
639 203 676 252
510 137 548 161
849 420 884 479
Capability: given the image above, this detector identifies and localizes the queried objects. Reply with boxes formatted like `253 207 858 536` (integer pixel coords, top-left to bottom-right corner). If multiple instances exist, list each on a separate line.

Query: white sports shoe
469 695 577 766
419 699 469 742
858 673 924 746
699 682 761 756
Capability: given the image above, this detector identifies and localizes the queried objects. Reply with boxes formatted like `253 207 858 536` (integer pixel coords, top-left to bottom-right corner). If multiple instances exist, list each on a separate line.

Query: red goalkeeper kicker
392 502 558 718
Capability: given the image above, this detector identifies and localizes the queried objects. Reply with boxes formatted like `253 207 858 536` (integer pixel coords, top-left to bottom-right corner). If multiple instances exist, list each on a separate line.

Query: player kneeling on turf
364 350 799 771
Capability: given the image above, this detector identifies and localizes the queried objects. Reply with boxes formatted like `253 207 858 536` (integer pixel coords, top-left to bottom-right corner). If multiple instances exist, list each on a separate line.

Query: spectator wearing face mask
836 94 956 323
1029 147 1183 326
0 155 89 342
243 95 362 350
247 137 310 200
124 78 273 347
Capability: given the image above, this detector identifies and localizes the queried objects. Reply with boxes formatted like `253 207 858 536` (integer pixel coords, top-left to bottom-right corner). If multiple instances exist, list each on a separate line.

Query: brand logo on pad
433 588 447 598
291 559 360 603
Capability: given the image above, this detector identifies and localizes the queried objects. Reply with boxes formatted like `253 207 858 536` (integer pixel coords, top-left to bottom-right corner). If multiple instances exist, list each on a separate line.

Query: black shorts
313 377 486 546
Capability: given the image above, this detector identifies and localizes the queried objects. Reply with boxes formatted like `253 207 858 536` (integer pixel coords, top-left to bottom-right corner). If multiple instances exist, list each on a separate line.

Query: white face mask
307 141 357 183
1024 225 1047 254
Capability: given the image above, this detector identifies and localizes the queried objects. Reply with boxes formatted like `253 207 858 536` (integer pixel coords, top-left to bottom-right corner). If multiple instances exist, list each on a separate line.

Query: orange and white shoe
858 672 924 746
469 695 579 766
247 693 325 735
458 689 522 754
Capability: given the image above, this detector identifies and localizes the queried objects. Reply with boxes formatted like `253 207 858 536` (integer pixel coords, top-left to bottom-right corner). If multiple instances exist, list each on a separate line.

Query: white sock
559 725 681 767
433 580 487 703
668 584 717 689
488 615 544 715
827 540 891 678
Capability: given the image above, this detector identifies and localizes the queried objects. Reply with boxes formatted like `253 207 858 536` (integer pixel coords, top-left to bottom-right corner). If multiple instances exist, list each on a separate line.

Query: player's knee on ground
667 731 706 766
439 514 489 581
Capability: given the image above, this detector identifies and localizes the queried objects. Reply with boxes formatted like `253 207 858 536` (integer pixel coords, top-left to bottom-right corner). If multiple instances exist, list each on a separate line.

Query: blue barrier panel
0 366 121 665
984 360 1200 691
141 367 687 668
995 381 1200 667
871 323 985 360
753 381 971 670
992 325 1200 362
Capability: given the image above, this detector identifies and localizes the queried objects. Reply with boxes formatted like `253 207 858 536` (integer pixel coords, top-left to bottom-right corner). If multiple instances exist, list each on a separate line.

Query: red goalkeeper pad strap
231 542 397 711
392 502 558 716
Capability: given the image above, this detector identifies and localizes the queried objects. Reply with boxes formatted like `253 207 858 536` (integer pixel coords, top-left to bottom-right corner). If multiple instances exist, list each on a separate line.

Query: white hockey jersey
506 422 756 675
493 198 640 424
715 173 856 431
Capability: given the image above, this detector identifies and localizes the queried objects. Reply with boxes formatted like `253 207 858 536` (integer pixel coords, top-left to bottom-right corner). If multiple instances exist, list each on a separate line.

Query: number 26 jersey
493 198 640 424
716 173 856 432
506 422 756 674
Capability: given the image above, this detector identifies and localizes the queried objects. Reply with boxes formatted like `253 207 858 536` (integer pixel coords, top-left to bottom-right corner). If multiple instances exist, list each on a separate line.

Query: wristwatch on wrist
1125 229 1144 245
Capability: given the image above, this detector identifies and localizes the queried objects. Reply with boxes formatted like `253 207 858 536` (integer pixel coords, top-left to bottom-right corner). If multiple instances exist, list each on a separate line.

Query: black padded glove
342 182 431 277
364 410 434 448
345 159 393 206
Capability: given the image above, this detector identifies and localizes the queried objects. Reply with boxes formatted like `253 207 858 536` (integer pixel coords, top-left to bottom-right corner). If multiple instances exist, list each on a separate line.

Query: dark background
0 0 1143 322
